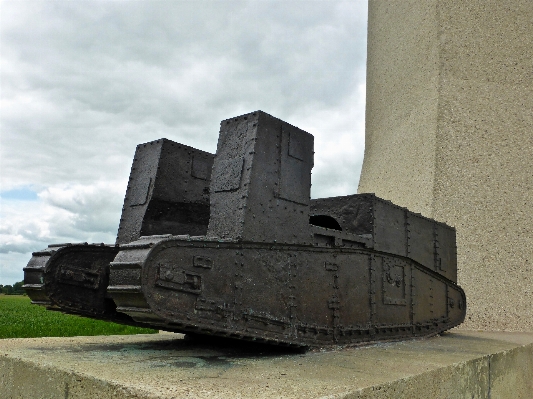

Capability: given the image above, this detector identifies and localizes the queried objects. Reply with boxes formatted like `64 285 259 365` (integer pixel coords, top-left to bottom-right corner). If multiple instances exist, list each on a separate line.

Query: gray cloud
0 0 367 284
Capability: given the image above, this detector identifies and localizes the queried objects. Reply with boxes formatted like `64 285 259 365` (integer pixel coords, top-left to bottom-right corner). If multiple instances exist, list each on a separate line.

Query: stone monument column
359 0 533 331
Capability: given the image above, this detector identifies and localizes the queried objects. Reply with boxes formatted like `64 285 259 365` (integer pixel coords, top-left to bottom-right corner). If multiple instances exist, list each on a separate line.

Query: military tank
24 110 466 348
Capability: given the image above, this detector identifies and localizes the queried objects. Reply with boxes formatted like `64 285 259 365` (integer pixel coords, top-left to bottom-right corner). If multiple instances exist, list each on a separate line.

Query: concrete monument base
1 331 532 398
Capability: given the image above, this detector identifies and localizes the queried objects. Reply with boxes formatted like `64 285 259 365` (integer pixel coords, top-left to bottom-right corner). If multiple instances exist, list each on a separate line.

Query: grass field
0 295 157 339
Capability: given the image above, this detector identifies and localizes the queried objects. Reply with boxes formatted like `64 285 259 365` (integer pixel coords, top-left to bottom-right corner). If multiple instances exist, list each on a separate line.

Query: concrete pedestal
2 331 533 398
358 0 533 331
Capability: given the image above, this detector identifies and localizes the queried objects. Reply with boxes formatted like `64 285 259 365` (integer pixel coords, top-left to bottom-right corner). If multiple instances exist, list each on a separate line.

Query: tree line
0 281 26 295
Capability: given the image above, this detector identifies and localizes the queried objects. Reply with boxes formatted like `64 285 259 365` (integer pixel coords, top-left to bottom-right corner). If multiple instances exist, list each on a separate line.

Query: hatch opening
309 215 342 231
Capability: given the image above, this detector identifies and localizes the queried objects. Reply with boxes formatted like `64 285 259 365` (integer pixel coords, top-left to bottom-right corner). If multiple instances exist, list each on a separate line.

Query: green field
0 295 157 339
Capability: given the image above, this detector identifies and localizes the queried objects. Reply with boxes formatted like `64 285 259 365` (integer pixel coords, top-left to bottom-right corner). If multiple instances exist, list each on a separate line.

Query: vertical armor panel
435 223 458 283
407 213 436 272
208 111 314 244
116 139 213 244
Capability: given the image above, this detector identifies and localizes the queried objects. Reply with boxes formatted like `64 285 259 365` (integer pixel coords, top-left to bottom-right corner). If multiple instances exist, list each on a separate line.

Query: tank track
23 243 71 309
23 243 149 328
106 235 466 348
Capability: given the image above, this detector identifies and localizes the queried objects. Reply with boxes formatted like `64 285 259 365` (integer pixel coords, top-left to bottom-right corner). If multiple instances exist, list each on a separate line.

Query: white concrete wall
359 0 533 331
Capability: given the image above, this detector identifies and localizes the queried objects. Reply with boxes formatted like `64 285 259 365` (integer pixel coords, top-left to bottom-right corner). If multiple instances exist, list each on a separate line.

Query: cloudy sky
0 0 368 285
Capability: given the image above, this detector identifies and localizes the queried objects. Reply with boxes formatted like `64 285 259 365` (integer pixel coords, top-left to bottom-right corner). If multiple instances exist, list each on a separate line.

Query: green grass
0 295 157 339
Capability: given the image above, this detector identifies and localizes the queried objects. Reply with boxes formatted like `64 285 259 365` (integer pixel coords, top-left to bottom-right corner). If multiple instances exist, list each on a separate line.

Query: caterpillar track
22 243 148 327
23 110 466 348
106 234 465 347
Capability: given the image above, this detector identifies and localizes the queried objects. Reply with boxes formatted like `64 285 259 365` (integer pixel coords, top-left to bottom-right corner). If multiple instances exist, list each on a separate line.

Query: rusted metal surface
24 110 466 348
207 112 313 245
310 194 458 283
116 138 214 245
22 243 148 328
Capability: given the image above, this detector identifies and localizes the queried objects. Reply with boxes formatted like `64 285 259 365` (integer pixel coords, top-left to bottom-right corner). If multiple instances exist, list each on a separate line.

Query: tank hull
107 235 466 348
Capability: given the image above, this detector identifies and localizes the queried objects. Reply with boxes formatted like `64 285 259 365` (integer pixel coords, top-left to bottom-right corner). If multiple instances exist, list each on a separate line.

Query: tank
23 110 466 348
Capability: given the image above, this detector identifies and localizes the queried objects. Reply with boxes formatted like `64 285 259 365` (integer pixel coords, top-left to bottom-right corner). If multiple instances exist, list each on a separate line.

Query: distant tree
0 282 26 295
13 281 25 295
2 285 13 295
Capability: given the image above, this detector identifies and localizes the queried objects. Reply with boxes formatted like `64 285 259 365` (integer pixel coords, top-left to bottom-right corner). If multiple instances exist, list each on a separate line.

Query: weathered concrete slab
1 330 532 398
